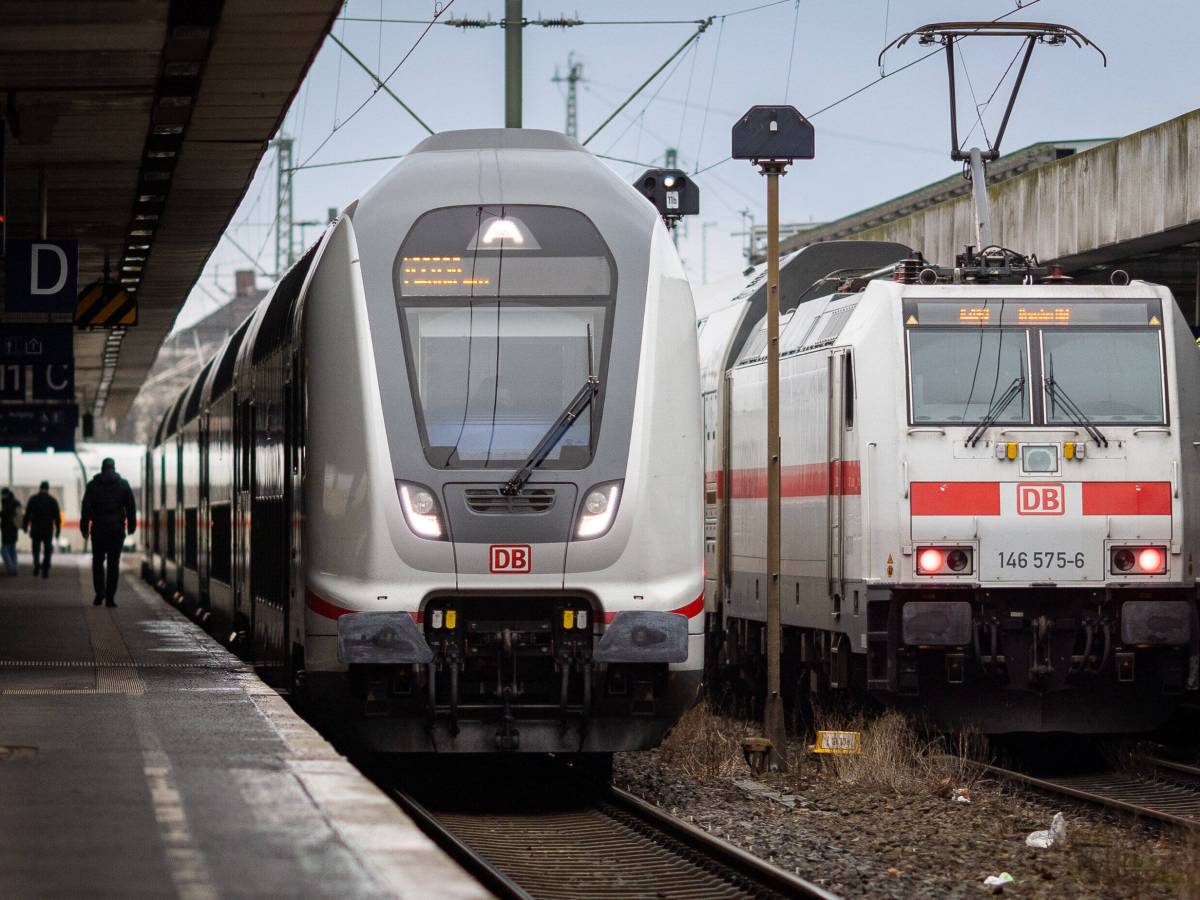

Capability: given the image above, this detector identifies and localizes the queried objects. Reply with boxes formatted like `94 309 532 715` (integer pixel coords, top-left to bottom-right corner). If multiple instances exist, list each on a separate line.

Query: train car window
240 404 253 484
394 205 617 469
1041 329 1166 424
211 316 253 401
907 328 1030 425
843 353 855 429
183 358 215 423
210 503 232 584
253 243 317 363
165 395 184 438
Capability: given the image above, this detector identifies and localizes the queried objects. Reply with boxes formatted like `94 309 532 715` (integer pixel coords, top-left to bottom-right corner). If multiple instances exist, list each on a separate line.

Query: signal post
732 106 815 771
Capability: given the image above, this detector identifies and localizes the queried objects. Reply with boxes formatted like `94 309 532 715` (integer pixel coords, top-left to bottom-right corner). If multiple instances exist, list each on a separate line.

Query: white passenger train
701 244 1200 732
144 129 704 757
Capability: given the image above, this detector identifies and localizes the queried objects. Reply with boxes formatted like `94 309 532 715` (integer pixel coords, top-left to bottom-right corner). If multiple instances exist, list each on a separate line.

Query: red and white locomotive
701 243 1200 732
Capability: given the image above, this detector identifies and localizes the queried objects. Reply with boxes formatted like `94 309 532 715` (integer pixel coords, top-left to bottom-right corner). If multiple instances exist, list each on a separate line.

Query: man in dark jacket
23 482 61 579
80 458 137 607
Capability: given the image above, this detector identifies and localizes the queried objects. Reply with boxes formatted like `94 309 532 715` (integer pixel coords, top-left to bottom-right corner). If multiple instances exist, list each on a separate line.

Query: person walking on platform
23 482 61 579
80 459 136 607
1 489 21 576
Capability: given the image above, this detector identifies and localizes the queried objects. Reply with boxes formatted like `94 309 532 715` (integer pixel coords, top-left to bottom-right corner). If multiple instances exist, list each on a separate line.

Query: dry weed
805 708 988 797
657 702 752 780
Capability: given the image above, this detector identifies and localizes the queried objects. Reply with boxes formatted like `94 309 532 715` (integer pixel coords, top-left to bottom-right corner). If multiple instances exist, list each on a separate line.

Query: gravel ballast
614 712 1198 898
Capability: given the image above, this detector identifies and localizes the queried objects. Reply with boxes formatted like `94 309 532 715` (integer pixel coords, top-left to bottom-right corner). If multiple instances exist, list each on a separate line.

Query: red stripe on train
1081 482 1171 516
911 482 1002 516
602 593 705 624
305 591 422 623
718 461 861 499
911 481 1172 516
305 590 353 620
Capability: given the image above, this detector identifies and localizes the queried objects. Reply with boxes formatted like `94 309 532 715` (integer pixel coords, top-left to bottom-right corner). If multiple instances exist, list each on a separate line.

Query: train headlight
576 481 622 539
397 482 446 540
916 545 973 576
1110 545 1166 575
1020 444 1059 475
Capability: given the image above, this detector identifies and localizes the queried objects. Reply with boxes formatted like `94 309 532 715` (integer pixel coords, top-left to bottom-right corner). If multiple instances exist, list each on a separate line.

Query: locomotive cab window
903 298 1167 427
1041 329 1165 425
395 205 616 469
907 328 1030 425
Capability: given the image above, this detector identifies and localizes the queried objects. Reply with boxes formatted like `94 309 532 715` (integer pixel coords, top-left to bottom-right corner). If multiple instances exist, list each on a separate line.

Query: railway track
976 757 1200 828
392 775 837 900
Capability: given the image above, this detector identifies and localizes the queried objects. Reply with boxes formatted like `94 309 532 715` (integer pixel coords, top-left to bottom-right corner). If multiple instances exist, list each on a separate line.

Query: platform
0 555 486 899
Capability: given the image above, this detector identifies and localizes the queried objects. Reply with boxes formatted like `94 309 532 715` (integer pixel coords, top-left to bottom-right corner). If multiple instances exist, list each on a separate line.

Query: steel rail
392 787 533 900
606 784 839 899
391 779 839 899
974 760 1200 829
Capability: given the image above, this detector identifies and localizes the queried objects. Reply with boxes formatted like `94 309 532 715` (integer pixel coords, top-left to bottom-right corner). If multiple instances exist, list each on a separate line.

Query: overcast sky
171 0 1200 331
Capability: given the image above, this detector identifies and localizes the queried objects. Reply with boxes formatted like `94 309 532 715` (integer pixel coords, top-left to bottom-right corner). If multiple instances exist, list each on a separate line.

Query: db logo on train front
489 544 532 573
1017 484 1065 516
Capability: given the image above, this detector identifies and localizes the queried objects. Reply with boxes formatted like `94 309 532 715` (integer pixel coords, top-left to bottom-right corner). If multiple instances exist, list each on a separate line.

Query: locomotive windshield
908 329 1030 424
1042 330 1164 424
395 205 616 469
904 298 1167 426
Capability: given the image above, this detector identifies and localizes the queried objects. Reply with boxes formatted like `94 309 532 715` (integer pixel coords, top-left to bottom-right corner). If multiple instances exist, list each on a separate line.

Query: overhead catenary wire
692 15 726 172
583 18 713 146
688 0 1043 177
297 0 455 170
783 0 800 102
328 33 434 135
675 22 704 152
599 40 698 156
961 38 1028 147
288 154 405 172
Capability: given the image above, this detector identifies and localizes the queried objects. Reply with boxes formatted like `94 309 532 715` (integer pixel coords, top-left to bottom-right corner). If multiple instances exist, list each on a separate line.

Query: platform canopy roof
0 0 340 432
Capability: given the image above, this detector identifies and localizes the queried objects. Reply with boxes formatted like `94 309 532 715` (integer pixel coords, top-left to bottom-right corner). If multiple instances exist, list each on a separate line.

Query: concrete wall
831 108 1200 268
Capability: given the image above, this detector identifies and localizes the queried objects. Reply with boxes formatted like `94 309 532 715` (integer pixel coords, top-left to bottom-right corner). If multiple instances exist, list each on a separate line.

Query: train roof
696 240 911 389
408 128 580 154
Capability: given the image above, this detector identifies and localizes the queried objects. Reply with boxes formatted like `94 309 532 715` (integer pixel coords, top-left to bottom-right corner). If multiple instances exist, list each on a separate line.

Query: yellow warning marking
1149 315 1161 325
905 315 918 325
886 553 894 565
95 291 130 324
811 730 861 754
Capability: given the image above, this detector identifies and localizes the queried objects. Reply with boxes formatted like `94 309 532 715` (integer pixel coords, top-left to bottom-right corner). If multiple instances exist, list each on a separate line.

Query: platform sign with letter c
0 325 74 401
3 239 78 313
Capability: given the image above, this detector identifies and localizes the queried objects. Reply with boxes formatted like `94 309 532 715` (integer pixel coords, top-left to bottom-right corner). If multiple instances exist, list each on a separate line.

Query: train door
235 397 254 642
718 371 734 603
198 412 209 607
284 349 303 677
827 350 849 615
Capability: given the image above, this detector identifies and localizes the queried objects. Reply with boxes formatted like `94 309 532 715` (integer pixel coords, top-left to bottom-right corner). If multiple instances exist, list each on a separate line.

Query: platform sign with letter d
4 239 78 313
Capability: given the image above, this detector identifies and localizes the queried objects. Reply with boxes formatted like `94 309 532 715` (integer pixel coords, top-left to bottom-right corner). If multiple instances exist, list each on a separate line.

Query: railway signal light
633 169 699 229
731 105 815 775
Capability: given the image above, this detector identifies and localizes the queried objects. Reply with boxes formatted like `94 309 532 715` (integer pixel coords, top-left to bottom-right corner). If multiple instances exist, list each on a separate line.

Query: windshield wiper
966 376 1024 447
1044 375 1108 448
502 376 599 496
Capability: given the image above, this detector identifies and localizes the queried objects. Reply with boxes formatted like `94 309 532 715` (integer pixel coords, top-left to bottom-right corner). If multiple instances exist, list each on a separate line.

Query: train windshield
1042 330 1165 424
395 205 615 469
907 329 1030 424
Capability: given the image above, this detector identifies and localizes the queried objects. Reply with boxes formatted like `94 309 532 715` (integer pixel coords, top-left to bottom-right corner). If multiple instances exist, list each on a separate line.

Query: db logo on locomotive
489 544 532 573
1017 484 1065 516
